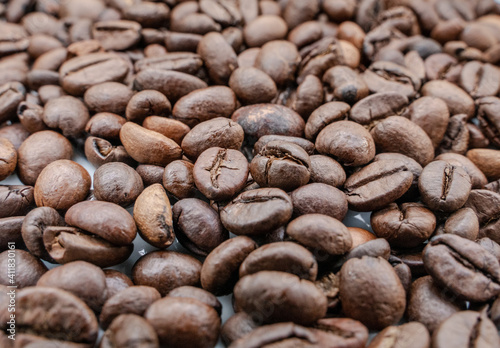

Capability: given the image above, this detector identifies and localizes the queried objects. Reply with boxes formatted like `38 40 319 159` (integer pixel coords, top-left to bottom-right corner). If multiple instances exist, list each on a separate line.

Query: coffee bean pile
1 0 500 347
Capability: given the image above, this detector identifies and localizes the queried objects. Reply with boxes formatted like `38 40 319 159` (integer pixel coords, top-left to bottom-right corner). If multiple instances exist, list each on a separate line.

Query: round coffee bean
197 32 238 85
316 120 375 167
100 314 159 348
92 20 141 51
99 286 161 329
142 117 190 146
435 152 488 189
37 261 107 312
172 198 228 256
134 184 175 249
423 234 500 302
93 162 143 207
290 183 348 220
0 185 34 218
438 207 479 240
467 148 500 181
244 15 288 47
132 251 202 296
229 67 277 104
286 214 352 256
221 312 259 346
254 40 300 87
136 164 165 187
104 269 133 301
163 160 196 199
34 160 91 211
42 96 90 137
0 138 16 181
418 160 472 213
125 89 171 123
194 147 249 201
201 236 258 296
367 322 430 348
84 136 135 168
305 102 350 141
340 256 406 330
168 285 222 316
85 112 126 141
309 155 346 187
145 297 220 348
0 250 47 288
220 188 293 236
421 80 475 118
349 227 377 249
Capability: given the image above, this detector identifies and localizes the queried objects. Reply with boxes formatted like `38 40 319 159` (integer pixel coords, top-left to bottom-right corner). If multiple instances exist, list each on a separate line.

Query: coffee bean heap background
1 0 500 347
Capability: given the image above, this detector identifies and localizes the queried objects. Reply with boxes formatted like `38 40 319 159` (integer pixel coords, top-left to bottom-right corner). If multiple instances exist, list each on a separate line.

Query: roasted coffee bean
85 112 126 141
65 201 136 245
220 188 293 236
100 314 159 348
348 227 377 249
460 61 500 98
465 189 500 243
253 135 315 157
194 147 249 201
84 136 135 168
123 1 170 28
125 89 171 123
344 159 413 212
305 102 350 141
134 184 175 249
221 312 259 346
99 286 161 329
0 138 16 181
229 67 277 105
15 287 98 344
468 122 491 149
232 104 305 141
132 251 202 296
197 32 238 85
437 113 470 155
136 164 164 187
407 275 464 333
17 102 47 134
173 86 237 127
418 160 472 213
43 226 133 267
367 322 430 348
323 66 369 105
316 120 375 167
17 130 73 185
239 241 318 281
42 96 89 137
244 15 288 48
339 256 406 330
467 148 500 181
308 155 346 188
93 162 143 207
254 40 300 87
0 82 26 124
371 203 436 248
290 183 348 220
250 141 310 192
168 285 222 316
421 80 475 118
363 61 421 98
234 271 327 325
436 207 479 240
201 236 257 296
432 311 500 348
349 92 408 126
59 53 130 96
477 96 500 148
424 234 500 302
37 261 107 312
345 238 391 261
163 160 196 199
173 198 228 256
120 122 182 166
21 207 63 261
0 185 33 218
142 117 190 146
104 269 133 301
83 82 133 115
0 123 30 150
287 214 352 257
145 296 220 348
435 153 488 189
34 160 91 211
92 20 141 51
0 249 47 288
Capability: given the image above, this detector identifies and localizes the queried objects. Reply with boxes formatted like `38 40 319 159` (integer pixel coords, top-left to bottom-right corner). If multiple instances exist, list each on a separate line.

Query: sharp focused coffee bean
93 162 143 207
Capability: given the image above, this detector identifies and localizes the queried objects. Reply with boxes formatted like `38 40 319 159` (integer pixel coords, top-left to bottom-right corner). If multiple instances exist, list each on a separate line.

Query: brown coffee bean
0 216 24 252
290 183 348 220
440 207 480 240
37 261 107 312
323 65 368 104
467 148 500 181
465 189 500 243
92 20 141 51
239 241 318 281
172 198 228 256
145 296 220 348
17 102 47 134
234 271 327 325
104 269 133 301
194 147 249 201
433 311 499 348
460 61 500 98
83 82 133 115
100 286 161 329
253 135 314 156
254 40 300 87
199 0 242 27
424 234 500 302
197 32 238 85
42 96 89 137
244 15 288 47
344 159 413 212
367 322 430 348
418 160 472 213
316 120 375 166
348 227 377 249
0 185 33 218
93 162 143 207
0 123 30 150
345 238 391 262
85 112 126 141
120 122 182 166
340 256 406 330
125 89 171 123
65 201 137 245
142 117 190 146
182 118 244 160
229 67 277 104
308 155 346 188
163 160 196 199
136 164 164 187
421 80 475 118
123 1 170 28
100 314 159 348
0 250 47 288
221 312 259 346
17 130 73 185
201 236 257 296
168 285 222 315
477 96 500 148
34 160 91 211
305 102 350 141
15 287 98 344
0 138 16 181
132 251 202 296
435 153 488 189
363 61 421 98
134 184 174 249
172 86 237 127
349 92 408 126
59 53 130 96
371 116 435 166
84 136 135 168
287 21 322 49
437 113 470 155
232 104 305 140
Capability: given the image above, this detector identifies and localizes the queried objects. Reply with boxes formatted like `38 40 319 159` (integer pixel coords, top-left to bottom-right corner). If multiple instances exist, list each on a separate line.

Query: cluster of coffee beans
2 0 500 347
